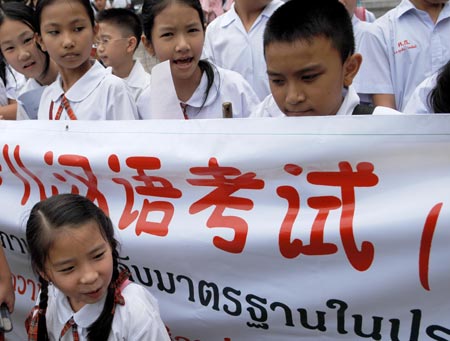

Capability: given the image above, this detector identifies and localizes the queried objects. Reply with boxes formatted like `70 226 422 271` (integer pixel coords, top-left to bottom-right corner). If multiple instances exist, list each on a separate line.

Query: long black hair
26 193 121 341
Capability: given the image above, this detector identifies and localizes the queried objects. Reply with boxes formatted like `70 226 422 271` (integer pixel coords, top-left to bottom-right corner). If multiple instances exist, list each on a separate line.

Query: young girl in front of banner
34 0 138 120
138 0 260 119
25 193 170 341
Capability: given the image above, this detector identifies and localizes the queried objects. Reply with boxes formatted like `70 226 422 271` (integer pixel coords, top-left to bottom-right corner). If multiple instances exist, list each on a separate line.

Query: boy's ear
343 53 362 87
93 22 100 36
35 33 47 52
141 35 155 56
127 36 138 54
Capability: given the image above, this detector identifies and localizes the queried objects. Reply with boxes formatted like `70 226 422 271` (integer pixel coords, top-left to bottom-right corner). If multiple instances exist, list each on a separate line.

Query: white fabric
19 78 43 96
354 0 450 111
202 0 284 101
16 78 47 120
138 63 260 119
106 60 151 102
250 85 361 117
5 67 26 100
123 60 151 101
45 282 170 341
0 78 8 107
352 15 373 105
38 60 138 120
403 72 437 114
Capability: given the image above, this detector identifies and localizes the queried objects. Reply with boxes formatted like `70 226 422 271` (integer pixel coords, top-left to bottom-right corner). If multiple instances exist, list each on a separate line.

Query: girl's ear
38 270 50 282
141 35 155 56
36 33 47 52
343 52 362 87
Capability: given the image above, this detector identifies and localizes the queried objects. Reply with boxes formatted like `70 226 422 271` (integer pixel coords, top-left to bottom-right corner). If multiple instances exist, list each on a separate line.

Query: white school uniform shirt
17 79 47 120
138 62 260 119
44 283 170 341
352 14 373 105
202 0 284 101
107 60 151 102
0 79 8 106
38 60 138 120
403 72 438 114
5 67 26 100
249 86 399 117
353 0 450 111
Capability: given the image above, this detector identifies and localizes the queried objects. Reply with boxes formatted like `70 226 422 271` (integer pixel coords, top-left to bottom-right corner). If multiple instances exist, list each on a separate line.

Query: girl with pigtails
25 193 170 341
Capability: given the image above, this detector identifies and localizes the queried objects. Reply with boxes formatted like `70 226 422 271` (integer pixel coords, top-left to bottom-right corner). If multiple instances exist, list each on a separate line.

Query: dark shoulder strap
352 104 375 115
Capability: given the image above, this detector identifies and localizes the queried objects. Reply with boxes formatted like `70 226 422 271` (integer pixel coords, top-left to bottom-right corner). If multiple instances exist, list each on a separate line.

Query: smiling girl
25 193 170 340
0 1 58 119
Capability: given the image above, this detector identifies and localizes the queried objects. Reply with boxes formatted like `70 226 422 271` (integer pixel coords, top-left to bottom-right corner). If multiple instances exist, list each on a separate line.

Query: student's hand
0 270 14 313
0 251 15 313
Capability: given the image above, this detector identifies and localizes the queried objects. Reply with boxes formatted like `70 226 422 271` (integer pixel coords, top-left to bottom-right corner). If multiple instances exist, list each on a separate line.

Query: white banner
1 116 450 341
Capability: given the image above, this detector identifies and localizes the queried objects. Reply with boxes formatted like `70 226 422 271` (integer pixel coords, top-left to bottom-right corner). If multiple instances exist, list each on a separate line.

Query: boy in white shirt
202 0 284 100
96 8 151 101
353 0 450 111
250 0 397 118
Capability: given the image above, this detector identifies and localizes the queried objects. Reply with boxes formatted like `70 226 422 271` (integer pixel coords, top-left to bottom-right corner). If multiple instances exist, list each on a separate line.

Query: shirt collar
184 65 220 109
220 1 282 28
336 85 360 116
54 286 107 329
48 60 107 102
396 0 450 19
125 60 151 89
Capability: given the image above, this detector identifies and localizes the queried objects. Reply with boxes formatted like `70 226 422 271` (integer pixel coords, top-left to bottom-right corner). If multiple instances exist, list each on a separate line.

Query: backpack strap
352 104 375 115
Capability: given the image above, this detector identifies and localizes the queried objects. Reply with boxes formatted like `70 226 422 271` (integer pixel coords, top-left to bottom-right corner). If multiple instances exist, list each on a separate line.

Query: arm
372 94 397 110
0 248 14 313
0 100 18 120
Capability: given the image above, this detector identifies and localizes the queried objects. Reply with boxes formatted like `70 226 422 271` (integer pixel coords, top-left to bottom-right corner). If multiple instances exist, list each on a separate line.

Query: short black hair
264 0 355 63
96 8 143 50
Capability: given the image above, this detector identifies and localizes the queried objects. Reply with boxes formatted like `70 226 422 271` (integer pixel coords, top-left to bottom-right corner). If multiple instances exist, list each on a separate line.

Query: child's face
265 36 360 116
144 2 204 85
38 0 97 72
41 220 113 312
95 0 107 11
0 19 47 80
96 22 132 70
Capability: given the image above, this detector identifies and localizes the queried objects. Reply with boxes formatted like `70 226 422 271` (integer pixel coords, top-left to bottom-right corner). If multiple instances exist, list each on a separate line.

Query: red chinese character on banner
187 157 265 253
45 151 109 214
278 162 378 271
2 145 48 205
108 155 182 236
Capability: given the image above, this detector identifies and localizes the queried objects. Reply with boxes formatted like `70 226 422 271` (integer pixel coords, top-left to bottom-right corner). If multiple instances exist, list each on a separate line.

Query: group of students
0 0 450 339
0 0 419 125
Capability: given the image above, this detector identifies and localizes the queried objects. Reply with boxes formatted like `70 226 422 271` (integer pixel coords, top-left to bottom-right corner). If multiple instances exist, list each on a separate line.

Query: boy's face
265 36 361 116
96 22 132 70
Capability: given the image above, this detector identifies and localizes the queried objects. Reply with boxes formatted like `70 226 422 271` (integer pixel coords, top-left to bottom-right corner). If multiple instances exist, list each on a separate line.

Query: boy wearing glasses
96 8 151 101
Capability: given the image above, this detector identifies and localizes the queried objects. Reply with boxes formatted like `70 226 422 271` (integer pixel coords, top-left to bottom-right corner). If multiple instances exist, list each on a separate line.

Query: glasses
93 37 129 48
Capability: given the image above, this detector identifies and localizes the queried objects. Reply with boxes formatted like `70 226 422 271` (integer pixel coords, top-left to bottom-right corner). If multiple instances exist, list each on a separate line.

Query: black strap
352 104 375 115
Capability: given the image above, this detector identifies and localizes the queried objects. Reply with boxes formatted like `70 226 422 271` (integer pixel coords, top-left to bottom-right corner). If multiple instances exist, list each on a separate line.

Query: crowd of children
0 0 448 121
0 0 450 338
